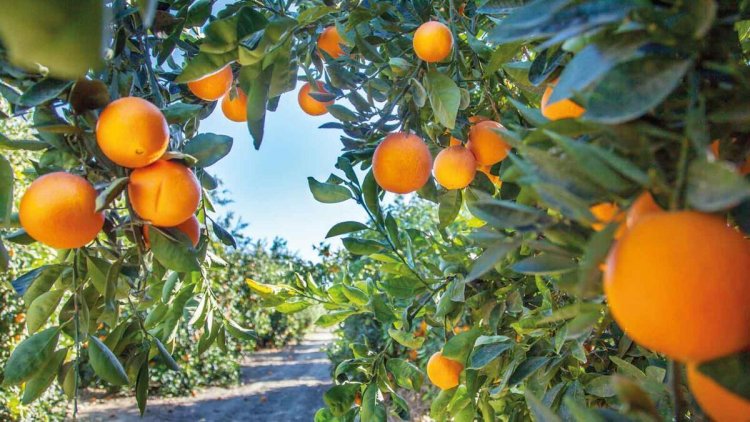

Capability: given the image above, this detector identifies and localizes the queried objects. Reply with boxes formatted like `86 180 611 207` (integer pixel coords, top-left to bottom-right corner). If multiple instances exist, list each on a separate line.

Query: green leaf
0 154 13 226
342 238 384 256
468 196 547 229
425 71 460 129
240 64 272 149
387 328 425 349
468 336 513 369
149 227 201 273
154 337 181 371
18 79 73 107
386 358 424 391
175 51 237 84
698 350 750 400
585 375 617 398
316 310 355 327
361 383 387 422
443 329 482 364
438 189 462 229
88 335 129 386
163 102 204 124
14 265 65 304
211 220 237 248
0 0 105 78
3 327 60 386
323 383 360 417
464 241 518 282
95 177 129 212
512 253 577 275
136 360 149 416
524 390 562 422
26 289 64 334
585 57 692 124
327 105 358 122
509 357 551 386
224 319 258 341
21 348 67 404
687 160 750 212
308 177 352 203
183 133 233 168
326 221 369 238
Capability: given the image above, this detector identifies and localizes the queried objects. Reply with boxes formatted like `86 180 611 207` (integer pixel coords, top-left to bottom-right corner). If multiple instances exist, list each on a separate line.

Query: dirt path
77 330 334 421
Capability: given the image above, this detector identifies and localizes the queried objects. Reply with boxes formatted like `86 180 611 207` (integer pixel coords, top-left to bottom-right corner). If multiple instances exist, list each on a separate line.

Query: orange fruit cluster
185 64 249 123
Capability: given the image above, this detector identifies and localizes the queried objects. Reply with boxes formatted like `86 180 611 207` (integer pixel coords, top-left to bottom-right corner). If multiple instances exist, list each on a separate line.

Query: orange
144 215 201 248
625 192 662 230
468 116 489 124
415 320 427 337
408 349 418 361
452 326 470 334
541 81 585 121
317 26 346 59
353 391 362 406
742 157 750 175
466 120 510 166
372 132 432 194
687 363 750 421
604 212 750 362
187 65 233 101
433 146 476 190
413 21 453 63
128 160 202 227
96 97 169 168
298 81 334 116
477 165 501 185
590 203 623 231
710 140 720 158
449 136 461 146
427 351 463 390
20 172 104 249
221 88 247 122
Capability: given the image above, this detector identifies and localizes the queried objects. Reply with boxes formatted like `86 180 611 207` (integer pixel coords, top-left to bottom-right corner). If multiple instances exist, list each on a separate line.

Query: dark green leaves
386 358 424 391
95 177 129 212
183 133 234 168
308 177 352 203
0 0 106 78
88 335 129 386
468 196 548 230
387 328 425 349
18 79 73 107
687 160 750 212
425 71 460 129
149 227 201 273
0 154 13 226
323 383 360 416
361 383 387 422
21 348 67 404
326 221 369 238
585 57 692 124
3 327 61 386
469 336 513 369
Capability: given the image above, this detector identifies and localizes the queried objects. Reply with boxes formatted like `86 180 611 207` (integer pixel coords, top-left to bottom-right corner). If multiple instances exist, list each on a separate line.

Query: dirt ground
75 330 334 422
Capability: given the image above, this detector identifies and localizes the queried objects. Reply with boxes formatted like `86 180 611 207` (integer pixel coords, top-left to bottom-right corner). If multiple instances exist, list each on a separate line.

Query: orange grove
298 81 334 116
20 172 104 249
144 215 201 248
433 146 476 190
413 21 453 63
128 160 202 227
604 211 750 362
467 120 510 166
318 26 346 59
372 132 432 194
221 88 248 122
188 65 233 101
427 351 463 390
687 363 750 422
96 97 169 168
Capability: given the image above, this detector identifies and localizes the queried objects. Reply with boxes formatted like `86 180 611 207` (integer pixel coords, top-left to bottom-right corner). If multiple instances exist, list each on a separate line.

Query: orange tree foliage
1 0 750 421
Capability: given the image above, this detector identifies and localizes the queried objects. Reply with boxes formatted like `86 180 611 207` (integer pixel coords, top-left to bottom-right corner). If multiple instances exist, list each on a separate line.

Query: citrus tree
2 0 750 421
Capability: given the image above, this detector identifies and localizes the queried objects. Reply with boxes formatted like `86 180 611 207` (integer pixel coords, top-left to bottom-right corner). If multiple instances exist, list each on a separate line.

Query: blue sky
200 90 367 260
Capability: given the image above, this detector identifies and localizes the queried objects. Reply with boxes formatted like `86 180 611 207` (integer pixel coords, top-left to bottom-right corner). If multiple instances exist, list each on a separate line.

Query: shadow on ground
76 330 334 422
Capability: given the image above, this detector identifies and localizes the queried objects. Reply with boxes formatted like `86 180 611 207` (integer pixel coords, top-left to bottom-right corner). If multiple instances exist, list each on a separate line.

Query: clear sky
200 89 367 261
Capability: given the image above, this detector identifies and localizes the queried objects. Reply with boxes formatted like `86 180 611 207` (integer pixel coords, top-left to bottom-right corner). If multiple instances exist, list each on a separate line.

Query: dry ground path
76 330 333 421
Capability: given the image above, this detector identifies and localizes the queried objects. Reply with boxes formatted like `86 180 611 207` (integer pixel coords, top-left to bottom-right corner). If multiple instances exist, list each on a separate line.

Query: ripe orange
452 326 470 334
477 165 501 185
221 88 247 122
298 81 334 116
408 349 418 361
96 97 169 168
687 363 750 421
128 160 202 227
317 26 346 59
449 136 461 146
20 172 104 249
541 81 585 121
433 146 476 190
415 320 428 337
372 132 432 194
413 21 453 63
604 212 750 362
466 120 510 166
590 203 623 231
144 215 201 248
427 351 463 390
710 140 720 159
625 192 662 230
187 65 233 101
353 391 362 406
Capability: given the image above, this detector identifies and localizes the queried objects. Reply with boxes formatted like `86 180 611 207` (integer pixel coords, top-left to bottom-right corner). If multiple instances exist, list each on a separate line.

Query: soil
75 330 334 422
